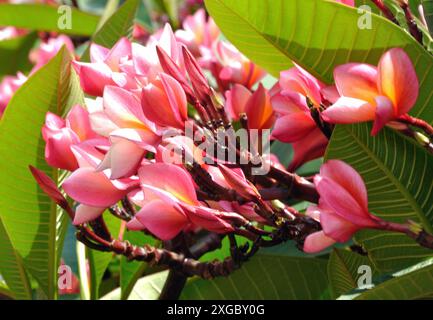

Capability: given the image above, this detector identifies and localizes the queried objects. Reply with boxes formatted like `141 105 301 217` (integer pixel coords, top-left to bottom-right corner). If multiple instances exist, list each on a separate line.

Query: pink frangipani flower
322 48 419 135
271 65 329 170
42 105 97 171
304 160 385 253
225 84 275 130
129 163 247 240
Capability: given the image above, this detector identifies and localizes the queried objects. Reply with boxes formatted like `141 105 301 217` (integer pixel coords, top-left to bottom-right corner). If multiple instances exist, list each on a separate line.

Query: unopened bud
414 131 430 146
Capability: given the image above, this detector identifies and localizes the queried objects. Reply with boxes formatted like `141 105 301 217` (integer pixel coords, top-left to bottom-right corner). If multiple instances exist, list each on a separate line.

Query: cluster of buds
31 3 433 283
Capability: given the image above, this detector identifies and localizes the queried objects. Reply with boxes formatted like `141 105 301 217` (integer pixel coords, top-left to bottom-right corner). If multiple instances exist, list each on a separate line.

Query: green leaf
120 230 155 300
86 212 121 300
81 0 140 61
0 218 32 300
101 271 169 300
328 249 377 299
0 4 99 36
0 32 37 76
180 255 329 300
205 0 433 122
339 258 433 300
0 47 84 299
423 0 433 36
325 123 433 272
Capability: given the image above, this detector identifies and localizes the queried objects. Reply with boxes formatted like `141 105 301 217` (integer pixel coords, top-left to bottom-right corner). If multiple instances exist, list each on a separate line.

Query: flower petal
139 163 198 205
73 204 105 225
303 231 336 253
371 95 396 136
378 48 419 115
271 112 316 143
322 97 375 124
135 200 188 240
319 160 368 212
334 63 378 103
72 61 114 97
62 167 127 207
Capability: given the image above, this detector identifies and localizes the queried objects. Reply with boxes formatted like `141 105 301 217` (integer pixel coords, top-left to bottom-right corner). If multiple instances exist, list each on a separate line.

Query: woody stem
370 0 399 24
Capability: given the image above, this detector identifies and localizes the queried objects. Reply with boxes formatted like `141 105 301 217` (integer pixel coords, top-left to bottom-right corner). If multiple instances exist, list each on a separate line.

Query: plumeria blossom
225 84 275 130
62 141 139 225
29 35 75 72
73 37 134 96
42 105 98 171
322 48 419 135
303 160 385 253
175 8 220 56
0 72 27 116
128 163 247 240
271 65 329 171
88 85 161 179
200 40 266 90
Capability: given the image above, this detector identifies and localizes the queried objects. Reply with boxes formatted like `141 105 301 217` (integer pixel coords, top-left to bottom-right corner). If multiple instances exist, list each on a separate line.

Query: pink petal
104 37 132 69
271 112 316 143
334 63 378 103
62 167 127 207
271 92 308 115
135 200 188 240
141 80 184 129
90 43 109 63
288 128 328 171
303 231 336 253
245 84 274 130
139 163 198 205
73 204 105 225
315 176 376 227
98 137 146 179
160 73 188 122
320 208 359 242
225 84 251 120
378 48 419 116
371 95 396 135
322 97 376 124
44 128 80 171
103 86 142 125
319 159 368 212
72 61 114 97
126 217 146 231
280 65 323 106
66 105 95 141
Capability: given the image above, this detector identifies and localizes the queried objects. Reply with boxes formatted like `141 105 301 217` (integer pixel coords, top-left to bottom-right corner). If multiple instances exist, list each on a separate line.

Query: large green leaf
0 4 99 36
205 0 433 122
0 47 84 299
0 218 32 300
101 271 169 300
81 0 140 61
423 0 433 34
180 254 329 300
355 258 433 299
325 123 433 272
86 212 121 300
120 230 155 300
328 249 377 299
338 258 433 299
0 32 37 76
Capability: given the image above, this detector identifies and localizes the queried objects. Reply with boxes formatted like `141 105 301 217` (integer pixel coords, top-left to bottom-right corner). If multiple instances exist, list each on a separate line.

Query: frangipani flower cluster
35 5 430 260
